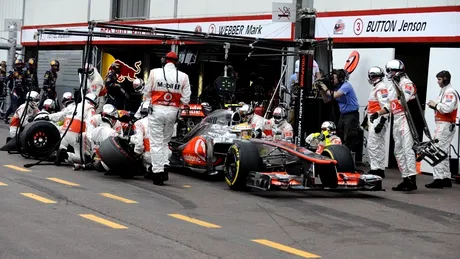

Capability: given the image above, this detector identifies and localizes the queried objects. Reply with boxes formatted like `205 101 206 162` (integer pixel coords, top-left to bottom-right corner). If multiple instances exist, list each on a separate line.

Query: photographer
318 69 360 152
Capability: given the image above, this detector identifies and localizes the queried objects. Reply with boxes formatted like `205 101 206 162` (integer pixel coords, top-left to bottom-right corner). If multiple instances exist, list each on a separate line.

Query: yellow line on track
168 214 221 228
79 214 128 229
251 239 321 258
0 182 8 186
47 177 80 187
21 193 57 204
4 165 30 172
100 193 138 204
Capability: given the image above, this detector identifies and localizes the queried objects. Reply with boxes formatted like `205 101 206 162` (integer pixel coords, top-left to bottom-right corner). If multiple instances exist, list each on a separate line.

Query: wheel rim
33 131 48 149
225 153 237 180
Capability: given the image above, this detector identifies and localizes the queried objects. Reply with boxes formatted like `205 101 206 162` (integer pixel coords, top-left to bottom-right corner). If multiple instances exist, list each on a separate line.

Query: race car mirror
344 50 360 75
215 76 236 95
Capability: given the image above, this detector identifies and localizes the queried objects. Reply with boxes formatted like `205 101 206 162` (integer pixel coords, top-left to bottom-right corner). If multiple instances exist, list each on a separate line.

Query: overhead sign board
272 2 296 23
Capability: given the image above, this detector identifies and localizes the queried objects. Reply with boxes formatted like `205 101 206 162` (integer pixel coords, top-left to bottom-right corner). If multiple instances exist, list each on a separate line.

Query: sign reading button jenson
366 20 427 33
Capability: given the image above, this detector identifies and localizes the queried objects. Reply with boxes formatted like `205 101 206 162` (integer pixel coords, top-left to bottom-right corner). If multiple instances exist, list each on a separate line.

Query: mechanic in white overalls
305 121 342 154
55 93 98 166
9 91 40 138
264 106 294 142
130 101 153 173
86 104 123 140
48 92 76 125
85 63 107 113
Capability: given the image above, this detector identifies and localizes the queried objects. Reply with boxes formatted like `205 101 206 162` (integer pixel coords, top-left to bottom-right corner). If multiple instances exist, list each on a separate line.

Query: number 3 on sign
353 18 363 36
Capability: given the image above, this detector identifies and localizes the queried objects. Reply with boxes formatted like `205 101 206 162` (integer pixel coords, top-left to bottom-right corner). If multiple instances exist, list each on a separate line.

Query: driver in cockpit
238 103 266 138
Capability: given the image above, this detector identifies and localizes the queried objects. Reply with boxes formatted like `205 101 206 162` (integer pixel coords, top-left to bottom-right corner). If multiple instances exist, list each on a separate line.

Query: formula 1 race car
167 108 383 191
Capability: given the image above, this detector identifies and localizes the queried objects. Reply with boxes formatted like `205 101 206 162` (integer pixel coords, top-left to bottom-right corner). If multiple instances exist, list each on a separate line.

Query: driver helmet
42 99 56 113
101 104 118 128
321 121 337 135
139 101 149 118
201 102 212 115
272 107 287 125
367 66 385 85
25 91 40 109
133 78 144 92
85 92 99 108
239 104 254 123
385 59 405 79
62 92 74 107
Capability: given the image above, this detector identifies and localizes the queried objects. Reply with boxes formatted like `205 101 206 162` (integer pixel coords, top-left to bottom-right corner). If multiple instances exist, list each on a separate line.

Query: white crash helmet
26 91 40 109
239 103 254 122
367 66 384 85
85 92 99 108
101 104 118 127
133 78 144 92
43 99 56 113
139 101 149 118
321 121 336 133
385 59 405 79
62 92 74 107
272 107 287 124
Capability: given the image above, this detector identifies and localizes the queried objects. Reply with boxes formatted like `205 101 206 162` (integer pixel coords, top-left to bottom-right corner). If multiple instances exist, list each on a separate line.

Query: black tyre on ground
98 136 142 178
224 140 262 191
20 121 61 159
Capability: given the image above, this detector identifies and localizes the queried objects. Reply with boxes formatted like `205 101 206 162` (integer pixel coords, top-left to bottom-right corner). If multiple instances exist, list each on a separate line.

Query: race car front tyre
98 136 142 178
20 120 61 159
316 145 355 188
224 140 261 191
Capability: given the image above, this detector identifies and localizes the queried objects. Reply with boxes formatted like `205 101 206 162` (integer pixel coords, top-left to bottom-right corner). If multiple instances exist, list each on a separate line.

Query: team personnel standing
426 70 457 188
40 60 60 110
25 58 39 92
319 69 360 152
143 52 191 185
366 67 390 178
4 59 27 123
105 62 129 109
374 59 418 191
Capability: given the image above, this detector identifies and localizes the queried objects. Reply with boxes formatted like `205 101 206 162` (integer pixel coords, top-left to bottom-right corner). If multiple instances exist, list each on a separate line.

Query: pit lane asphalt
0 125 459 259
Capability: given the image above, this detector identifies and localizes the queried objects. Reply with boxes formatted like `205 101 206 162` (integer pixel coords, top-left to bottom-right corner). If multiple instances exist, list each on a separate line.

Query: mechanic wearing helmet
425 70 458 188
105 61 129 109
48 92 76 125
373 59 418 191
82 104 123 171
364 66 390 178
134 78 150 119
4 59 27 123
84 63 107 113
39 60 60 110
265 106 293 142
34 99 56 120
305 121 342 154
9 91 40 138
130 101 154 175
319 69 360 153
55 93 98 166
87 104 123 140
25 58 39 92
143 51 191 185
239 103 266 138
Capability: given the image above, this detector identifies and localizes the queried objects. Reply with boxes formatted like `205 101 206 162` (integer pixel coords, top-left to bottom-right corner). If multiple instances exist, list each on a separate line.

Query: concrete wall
0 0 24 62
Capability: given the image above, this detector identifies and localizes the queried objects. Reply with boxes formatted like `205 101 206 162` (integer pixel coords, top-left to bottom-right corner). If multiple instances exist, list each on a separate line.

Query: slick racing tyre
20 121 61 159
98 136 142 178
224 140 261 191
316 145 355 188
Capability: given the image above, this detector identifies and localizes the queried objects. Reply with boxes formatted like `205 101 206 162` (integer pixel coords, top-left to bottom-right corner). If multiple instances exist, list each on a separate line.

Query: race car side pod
390 77 447 167
23 23 95 168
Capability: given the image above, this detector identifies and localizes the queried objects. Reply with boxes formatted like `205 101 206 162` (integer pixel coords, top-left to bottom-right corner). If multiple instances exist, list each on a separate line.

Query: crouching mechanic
55 93 98 166
264 106 293 142
143 51 191 185
85 105 122 171
86 104 123 138
130 102 152 174
48 92 76 128
305 121 342 154
425 70 458 188
9 91 40 139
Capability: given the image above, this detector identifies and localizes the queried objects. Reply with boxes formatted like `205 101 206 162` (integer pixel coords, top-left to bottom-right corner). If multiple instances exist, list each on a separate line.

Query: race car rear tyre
224 140 261 191
98 136 141 178
20 121 61 159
